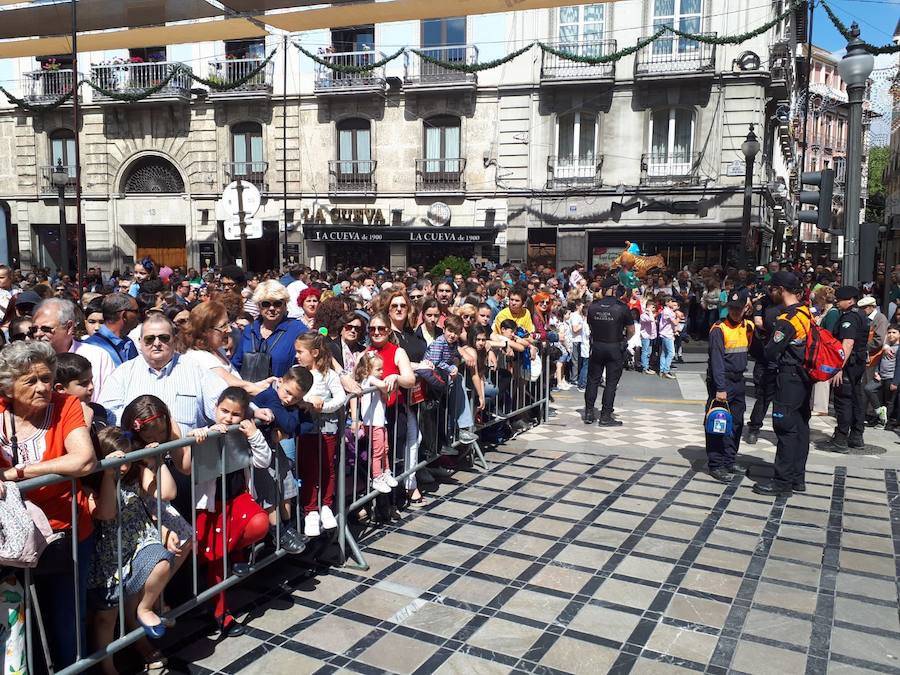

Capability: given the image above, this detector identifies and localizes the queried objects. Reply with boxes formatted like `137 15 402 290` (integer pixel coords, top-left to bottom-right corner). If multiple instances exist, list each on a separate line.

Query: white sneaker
382 469 399 488
320 505 338 530
876 406 888 426
304 511 321 538
558 381 572 391
372 474 392 494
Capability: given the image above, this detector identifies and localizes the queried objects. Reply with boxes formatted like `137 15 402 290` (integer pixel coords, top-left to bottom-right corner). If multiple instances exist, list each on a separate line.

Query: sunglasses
142 333 173 346
260 300 285 309
390 303 407 310
409 294 423 300
343 324 362 332
368 326 389 334
28 325 56 335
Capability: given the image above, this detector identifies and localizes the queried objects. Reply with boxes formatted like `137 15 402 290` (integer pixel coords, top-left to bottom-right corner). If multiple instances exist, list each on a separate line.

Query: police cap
726 289 750 308
768 271 800 291
835 285 859 301
601 276 619 289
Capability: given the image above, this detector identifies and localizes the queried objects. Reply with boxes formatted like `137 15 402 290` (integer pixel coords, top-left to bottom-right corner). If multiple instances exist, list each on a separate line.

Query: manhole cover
815 443 887 456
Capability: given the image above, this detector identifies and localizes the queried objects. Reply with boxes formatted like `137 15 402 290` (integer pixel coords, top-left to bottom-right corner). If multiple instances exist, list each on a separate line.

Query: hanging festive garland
186 50 278 90
666 0 805 45
0 84 77 113
409 43 533 73
83 64 185 102
820 0 900 55
296 45 405 74
538 30 664 64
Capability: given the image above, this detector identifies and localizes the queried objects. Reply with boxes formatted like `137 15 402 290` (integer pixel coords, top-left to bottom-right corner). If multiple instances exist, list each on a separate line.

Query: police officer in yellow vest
705 289 753 482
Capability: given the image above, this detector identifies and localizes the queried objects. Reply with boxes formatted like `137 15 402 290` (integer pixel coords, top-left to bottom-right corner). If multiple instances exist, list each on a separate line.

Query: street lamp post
50 158 70 276
837 22 874 287
740 123 760 270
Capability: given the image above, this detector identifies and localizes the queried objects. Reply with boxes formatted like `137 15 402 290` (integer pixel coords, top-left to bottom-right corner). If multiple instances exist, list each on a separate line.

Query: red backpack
798 306 845 381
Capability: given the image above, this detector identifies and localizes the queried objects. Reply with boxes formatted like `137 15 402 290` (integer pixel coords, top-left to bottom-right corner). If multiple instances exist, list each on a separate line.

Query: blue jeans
578 352 589 388
660 336 675 374
641 338 652 371
450 376 473 432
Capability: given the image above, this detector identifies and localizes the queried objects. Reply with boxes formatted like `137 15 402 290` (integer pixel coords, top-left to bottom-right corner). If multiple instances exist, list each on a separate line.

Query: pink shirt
658 307 677 339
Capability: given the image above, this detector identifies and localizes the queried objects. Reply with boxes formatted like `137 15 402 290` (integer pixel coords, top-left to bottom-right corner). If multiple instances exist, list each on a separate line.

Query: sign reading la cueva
304 226 496 244
301 207 386 225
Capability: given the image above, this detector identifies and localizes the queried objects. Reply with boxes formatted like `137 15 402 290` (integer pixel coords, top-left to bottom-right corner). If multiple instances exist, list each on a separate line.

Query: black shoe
598 416 623 427
278 526 308 554
428 465 454 479
710 467 733 483
752 482 792 498
746 430 759 445
827 435 850 454
848 437 865 449
216 613 245 638
675 356 685 364
584 410 596 424
440 444 460 456
792 481 807 493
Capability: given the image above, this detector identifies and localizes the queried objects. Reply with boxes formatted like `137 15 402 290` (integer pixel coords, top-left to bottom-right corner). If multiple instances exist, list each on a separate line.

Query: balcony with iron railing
38 165 78 196
803 132 846 153
207 58 273 98
22 69 81 105
314 50 387 95
635 34 716 78
546 155 603 189
415 158 466 193
769 41 793 101
328 160 377 193
404 46 478 90
640 152 702 185
223 161 268 190
540 40 616 83
89 61 192 102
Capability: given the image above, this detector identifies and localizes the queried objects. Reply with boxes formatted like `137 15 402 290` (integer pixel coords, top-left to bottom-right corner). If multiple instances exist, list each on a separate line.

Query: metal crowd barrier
7 342 553 673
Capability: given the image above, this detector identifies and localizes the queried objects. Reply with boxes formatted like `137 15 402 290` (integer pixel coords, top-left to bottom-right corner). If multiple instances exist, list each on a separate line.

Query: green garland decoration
84 64 185 101
538 30 664 64
409 43 533 73
186 50 278 90
820 0 900 54
0 84 77 113
296 44 405 74
666 0 805 45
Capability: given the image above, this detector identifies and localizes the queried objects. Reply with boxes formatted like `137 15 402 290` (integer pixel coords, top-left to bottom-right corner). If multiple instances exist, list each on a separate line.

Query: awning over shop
0 0 612 58
304 225 499 244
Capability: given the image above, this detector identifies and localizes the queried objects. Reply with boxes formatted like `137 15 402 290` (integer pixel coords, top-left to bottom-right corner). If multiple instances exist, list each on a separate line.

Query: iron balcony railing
207 57 273 94
635 33 716 76
769 42 793 93
546 155 603 189
416 158 466 192
39 165 78 195
640 152 702 185
223 161 268 190
328 160 377 193
23 69 80 104
314 50 387 92
805 132 846 153
540 40 616 81
90 61 192 101
404 45 478 86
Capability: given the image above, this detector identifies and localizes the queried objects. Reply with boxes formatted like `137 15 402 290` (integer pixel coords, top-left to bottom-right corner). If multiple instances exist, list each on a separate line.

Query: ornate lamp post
740 123 760 270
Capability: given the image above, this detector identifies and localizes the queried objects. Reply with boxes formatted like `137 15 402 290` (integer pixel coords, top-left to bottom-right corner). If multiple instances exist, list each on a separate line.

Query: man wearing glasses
174 279 194 306
99 313 225 432
84 293 141 366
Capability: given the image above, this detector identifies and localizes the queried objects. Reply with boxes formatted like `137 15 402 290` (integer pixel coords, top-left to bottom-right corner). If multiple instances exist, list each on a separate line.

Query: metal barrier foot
471 440 490 472
341 526 370 570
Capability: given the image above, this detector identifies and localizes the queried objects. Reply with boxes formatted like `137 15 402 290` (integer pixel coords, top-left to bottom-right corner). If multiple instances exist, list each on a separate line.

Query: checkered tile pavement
170 440 900 674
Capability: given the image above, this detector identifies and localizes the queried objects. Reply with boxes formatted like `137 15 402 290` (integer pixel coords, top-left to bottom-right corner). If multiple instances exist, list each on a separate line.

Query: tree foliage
867 146 888 223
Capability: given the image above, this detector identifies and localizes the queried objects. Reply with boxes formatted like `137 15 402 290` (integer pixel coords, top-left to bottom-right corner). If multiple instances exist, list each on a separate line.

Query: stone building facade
0 0 802 273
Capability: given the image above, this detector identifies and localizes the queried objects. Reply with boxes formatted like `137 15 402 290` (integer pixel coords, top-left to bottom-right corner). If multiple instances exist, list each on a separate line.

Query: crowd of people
0 253 897 674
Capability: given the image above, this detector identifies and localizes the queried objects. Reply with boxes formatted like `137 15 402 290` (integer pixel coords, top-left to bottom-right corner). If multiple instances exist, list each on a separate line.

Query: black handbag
240 329 285 381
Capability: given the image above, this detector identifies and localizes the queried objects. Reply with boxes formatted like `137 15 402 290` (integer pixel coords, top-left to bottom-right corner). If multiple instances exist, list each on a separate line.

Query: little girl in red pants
189 387 271 638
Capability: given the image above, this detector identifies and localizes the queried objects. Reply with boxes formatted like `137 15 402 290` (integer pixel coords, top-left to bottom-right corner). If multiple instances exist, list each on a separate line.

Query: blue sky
813 0 898 51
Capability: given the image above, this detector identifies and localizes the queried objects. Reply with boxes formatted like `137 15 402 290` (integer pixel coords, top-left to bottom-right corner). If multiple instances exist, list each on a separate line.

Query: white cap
857 296 876 308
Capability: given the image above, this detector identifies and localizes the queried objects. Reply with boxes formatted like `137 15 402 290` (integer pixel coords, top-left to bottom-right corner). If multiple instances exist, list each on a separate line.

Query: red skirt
195 492 266 563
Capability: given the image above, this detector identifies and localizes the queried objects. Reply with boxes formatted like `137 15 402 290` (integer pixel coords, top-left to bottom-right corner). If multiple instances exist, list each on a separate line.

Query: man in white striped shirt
99 313 226 433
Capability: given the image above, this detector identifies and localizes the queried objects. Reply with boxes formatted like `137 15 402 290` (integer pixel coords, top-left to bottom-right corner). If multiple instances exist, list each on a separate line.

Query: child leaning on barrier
294 330 347 538
350 351 396 494
188 387 271 638
88 426 183 675
54 352 111 431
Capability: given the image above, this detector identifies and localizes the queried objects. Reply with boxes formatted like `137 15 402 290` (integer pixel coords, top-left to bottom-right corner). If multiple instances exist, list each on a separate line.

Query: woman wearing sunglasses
329 311 367 394
231 280 307 380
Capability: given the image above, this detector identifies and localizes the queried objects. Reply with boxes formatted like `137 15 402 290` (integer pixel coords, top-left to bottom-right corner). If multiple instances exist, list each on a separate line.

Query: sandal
143 650 168 674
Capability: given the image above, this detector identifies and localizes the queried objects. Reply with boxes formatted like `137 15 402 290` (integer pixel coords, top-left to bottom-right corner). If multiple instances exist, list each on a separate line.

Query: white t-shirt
286 280 307 319
359 377 386 426
568 313 584 344
183 348 239 378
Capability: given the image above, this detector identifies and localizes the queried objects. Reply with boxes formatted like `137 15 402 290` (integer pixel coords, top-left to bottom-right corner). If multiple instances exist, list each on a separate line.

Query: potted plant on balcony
41 58 61 72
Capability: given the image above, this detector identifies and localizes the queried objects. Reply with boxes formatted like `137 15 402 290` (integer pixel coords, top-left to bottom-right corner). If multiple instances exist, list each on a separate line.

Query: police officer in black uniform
584 276 634 426
752 271 813 498
828 285 869 452
746 283 783 444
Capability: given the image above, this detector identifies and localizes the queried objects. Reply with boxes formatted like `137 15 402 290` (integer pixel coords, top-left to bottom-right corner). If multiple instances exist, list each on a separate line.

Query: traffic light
797 169 835 231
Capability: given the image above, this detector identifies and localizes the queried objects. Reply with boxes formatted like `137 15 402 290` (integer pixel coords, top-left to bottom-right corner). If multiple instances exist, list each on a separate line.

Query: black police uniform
584 294 631 422
747 294 783 437
705 315 753 472
833 306 869 446
762 303 813 492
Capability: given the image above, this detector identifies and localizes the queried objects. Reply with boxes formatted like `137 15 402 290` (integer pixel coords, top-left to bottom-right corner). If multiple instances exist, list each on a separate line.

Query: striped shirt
98 352 226 434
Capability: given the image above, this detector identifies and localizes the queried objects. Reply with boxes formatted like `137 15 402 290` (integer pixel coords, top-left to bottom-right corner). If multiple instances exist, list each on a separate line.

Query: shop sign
304 226 496 244
301 207 386 225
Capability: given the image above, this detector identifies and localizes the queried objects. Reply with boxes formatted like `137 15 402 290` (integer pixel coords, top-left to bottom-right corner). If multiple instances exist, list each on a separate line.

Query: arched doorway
120 155 188 270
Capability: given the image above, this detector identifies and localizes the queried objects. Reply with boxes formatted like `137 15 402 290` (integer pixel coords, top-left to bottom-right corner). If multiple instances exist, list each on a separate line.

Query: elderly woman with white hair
0 340 97 670
231 279 308 380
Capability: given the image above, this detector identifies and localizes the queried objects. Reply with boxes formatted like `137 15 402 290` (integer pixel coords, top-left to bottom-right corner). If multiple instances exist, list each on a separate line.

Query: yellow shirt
493 307 535 335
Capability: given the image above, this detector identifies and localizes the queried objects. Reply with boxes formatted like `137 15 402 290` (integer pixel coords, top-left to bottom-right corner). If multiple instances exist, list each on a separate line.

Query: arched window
648 108 694 176
49 129 76 177
231 122 264 185
122 156 185 194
